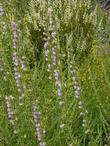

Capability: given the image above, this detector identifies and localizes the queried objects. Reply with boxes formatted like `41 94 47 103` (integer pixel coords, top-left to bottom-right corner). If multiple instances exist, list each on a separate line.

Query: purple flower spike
33 104 46 146
0 3 3 16
69 63 88 132
12 21 17 29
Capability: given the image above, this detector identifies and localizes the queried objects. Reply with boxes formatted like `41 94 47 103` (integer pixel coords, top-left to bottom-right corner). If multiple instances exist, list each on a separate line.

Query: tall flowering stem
33 104 46 146
12 21 24 105
42 16 52 80
20 56 27 71
5 95 18 134
0 2 3 16
0 56 7 81
69 61 89 133
48 3 62 97
5 96 14 122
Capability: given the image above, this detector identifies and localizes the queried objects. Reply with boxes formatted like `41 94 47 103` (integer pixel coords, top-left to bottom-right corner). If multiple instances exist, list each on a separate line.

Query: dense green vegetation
0 0 110 146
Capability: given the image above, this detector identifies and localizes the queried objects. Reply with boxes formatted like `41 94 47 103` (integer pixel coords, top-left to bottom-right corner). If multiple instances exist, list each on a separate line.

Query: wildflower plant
12 21 24 105
0 2 3 16
33 103 46 146
0 0 110 146
48 1 63 97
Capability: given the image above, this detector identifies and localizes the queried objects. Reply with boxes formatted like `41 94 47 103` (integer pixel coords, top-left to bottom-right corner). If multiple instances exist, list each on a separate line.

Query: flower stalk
48 3 63 97
33 104 46 146
12 21 24 105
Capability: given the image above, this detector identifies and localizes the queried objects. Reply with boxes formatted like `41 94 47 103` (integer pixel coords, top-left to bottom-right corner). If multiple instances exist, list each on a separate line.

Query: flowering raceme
5 96 14 121
42 3 63 97
48 3 63 97
12 21 24 104
20 56 27 71
5 95 18 134
0 2 3 16
33 104 46 146
69 62 89 133
42 16 52 80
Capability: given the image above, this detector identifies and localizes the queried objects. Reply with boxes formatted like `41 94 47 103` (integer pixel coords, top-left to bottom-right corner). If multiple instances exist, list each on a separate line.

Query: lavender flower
42 16 51 80
12 21 24 104
13 52 19 66
69 62 88 133
12 22 17 49
48 4 63 97
20 56 27 71
54 70 62 96
5 96 18 134
5 96 14 123
13 51 21 92
0 3 3 16
33 104 46 146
